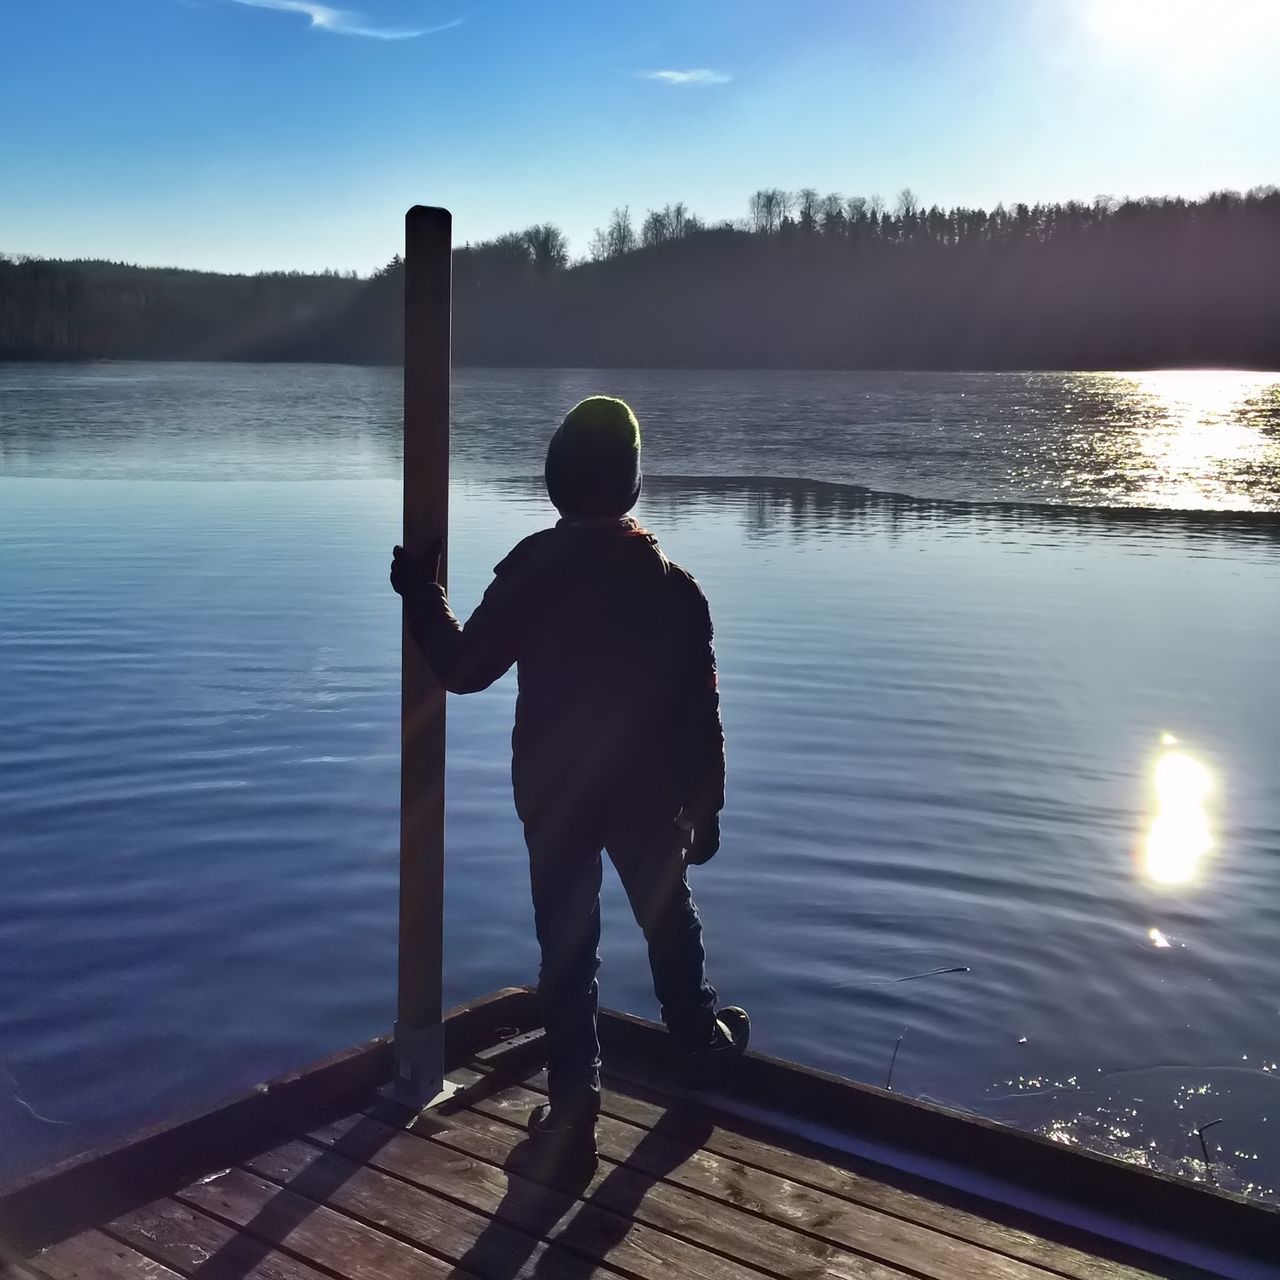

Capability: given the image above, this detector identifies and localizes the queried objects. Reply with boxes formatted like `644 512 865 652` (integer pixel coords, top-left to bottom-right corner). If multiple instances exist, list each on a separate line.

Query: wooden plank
448 1074 1116 1280
470 1064 1176 1280
242 1133 769 1280
0 1259 52 1280
0 1036 386 1257
107 1197 338 1280
332 1107 911 1280
0 1249 51 1280
595 1007 1279 1265
0 986 535 1255
175 1166 467 1280
393 202 452 1101
27 1231 180 1280
439 987 539 1068
600 1073 1183 1280
308 1109 864 1280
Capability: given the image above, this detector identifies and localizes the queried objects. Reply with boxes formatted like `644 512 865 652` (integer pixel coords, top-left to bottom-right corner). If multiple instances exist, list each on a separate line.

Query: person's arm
390 540 533 694
676 574 726 864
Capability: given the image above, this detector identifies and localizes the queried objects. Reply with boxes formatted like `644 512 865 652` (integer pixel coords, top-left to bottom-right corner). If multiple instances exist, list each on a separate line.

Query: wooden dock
4 988 1276 1280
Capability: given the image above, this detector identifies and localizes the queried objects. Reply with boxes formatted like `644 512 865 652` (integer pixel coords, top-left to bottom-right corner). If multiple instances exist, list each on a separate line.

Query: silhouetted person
390 396 747 1165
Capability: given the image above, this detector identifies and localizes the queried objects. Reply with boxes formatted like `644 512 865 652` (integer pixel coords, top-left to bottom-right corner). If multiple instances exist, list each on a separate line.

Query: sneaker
685 1006 751 1059
527 1102 599 1169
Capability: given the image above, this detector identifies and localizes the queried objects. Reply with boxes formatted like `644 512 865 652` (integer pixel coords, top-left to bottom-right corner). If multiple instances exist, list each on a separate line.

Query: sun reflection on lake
1142 735 1214 886
1107 371 1279 510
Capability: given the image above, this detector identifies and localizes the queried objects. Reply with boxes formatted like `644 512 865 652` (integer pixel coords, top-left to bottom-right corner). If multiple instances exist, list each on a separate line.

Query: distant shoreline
6 188 1279 370
4 354 1278 375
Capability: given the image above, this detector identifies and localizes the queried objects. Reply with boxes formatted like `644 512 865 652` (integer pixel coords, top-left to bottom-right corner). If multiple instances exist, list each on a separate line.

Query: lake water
1 363 1278 1204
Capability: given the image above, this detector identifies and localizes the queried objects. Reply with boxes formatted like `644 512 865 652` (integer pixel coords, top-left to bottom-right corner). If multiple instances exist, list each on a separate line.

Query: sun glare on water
1103 371 1279 510
1142 735 1215 887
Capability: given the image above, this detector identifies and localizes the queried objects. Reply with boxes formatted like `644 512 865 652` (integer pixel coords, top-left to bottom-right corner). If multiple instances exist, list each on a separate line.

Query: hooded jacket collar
555 515 649 536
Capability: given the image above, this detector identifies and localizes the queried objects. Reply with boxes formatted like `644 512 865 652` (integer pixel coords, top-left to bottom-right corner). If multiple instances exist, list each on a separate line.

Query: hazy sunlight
1088 0 1280 72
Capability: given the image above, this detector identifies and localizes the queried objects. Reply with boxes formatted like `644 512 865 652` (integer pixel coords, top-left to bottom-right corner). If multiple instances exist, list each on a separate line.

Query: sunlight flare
1087 0 1280 69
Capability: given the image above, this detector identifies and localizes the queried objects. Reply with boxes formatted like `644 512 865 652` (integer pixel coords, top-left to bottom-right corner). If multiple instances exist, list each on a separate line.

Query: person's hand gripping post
390 540 443 601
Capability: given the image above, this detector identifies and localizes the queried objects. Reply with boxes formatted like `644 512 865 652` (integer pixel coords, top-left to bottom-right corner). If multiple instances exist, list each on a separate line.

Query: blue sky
2 0 1277 273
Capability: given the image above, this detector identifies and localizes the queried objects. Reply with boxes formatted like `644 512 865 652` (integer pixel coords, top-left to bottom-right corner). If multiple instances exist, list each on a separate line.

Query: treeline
0 259 382 362
4 186 1279 368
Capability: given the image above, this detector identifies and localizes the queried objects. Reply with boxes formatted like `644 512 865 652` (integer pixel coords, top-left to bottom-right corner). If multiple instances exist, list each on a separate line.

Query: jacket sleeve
676 575 727 819
404 538 543 695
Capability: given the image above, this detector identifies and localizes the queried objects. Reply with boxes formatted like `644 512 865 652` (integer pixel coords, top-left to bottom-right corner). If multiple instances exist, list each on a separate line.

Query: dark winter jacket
404 519 725 829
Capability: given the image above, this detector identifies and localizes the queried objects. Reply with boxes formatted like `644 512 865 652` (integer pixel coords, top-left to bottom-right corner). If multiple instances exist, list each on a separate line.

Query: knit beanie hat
544 396 642 518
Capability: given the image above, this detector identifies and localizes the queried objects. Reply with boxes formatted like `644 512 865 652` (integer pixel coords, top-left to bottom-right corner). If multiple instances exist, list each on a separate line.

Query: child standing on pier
390 395 747 1165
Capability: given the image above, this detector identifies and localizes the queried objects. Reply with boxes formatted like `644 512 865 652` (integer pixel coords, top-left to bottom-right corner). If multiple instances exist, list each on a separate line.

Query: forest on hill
3 185 1278 370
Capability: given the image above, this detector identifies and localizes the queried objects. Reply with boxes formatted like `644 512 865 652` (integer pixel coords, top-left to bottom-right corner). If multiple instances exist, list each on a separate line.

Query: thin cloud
227 0 461 40
640 68 731 86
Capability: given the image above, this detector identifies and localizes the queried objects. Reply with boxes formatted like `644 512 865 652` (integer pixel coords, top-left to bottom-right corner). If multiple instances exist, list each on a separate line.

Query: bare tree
641 208 671 248
667 201 691 239
606 207 636 258
640 202 702 246
895 187 919 218
589 208 637 260
797 188 820 235
522 223 569 271
748 189 771 233
748 188 793 234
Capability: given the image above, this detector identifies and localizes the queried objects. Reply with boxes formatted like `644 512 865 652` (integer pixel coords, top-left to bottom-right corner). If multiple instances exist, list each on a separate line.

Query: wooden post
390 205 452 1106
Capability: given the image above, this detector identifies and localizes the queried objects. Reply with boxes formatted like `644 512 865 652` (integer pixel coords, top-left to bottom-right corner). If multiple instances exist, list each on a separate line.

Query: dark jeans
525 797 718 1115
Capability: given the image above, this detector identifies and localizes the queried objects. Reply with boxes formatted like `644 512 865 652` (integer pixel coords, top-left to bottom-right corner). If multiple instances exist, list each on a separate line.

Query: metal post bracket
383 1020 460 1111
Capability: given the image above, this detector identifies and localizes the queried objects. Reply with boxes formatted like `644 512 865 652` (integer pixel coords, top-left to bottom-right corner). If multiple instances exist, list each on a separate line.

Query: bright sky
2 0 1277 274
